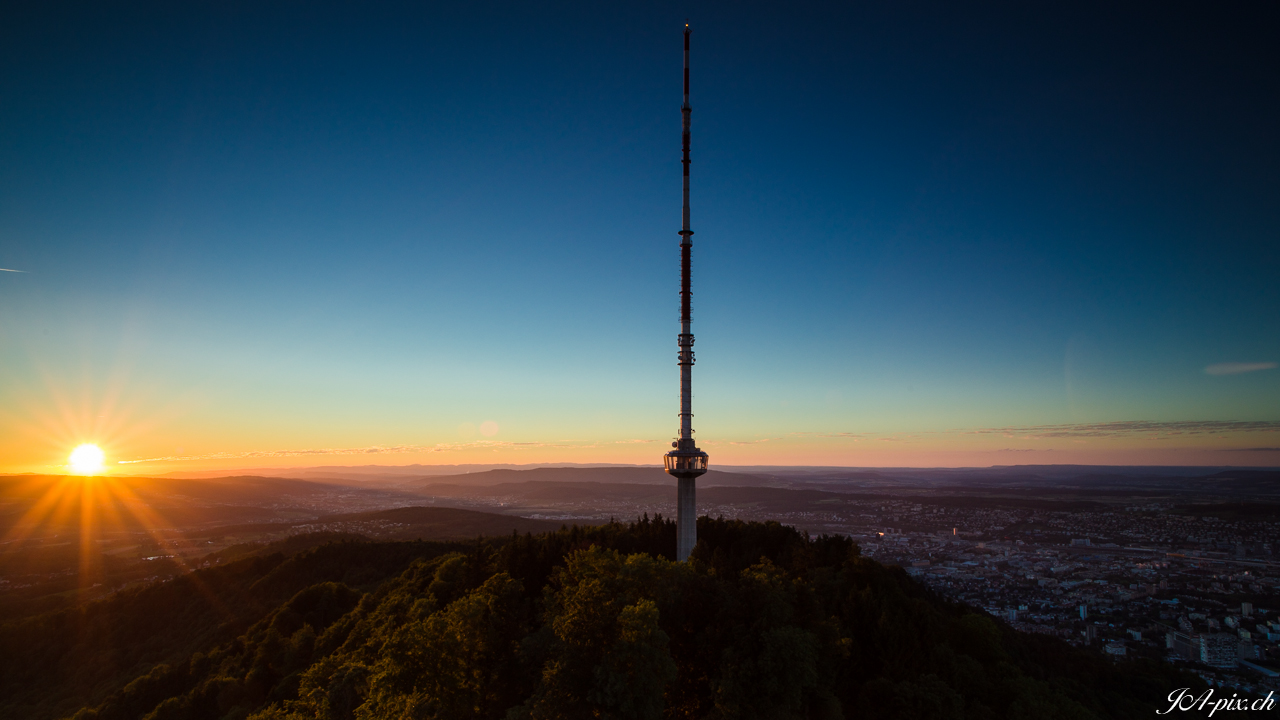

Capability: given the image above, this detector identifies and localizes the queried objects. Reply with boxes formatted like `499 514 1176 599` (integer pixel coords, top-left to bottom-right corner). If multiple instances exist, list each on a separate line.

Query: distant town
846 499 1279 695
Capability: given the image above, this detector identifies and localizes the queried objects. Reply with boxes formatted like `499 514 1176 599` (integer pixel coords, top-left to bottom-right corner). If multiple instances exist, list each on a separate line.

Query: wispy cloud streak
1205 362 1277 375
968 420 1280 439
117 439 602 464
0 268 27 273
788 431 863 439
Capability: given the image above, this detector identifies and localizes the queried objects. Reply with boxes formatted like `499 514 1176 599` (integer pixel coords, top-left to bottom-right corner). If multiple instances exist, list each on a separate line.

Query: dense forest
0 517 1210 719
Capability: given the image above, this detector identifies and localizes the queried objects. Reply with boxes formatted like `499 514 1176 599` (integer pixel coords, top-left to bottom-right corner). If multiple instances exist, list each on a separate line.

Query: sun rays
2 472 192 591
0 359 226 598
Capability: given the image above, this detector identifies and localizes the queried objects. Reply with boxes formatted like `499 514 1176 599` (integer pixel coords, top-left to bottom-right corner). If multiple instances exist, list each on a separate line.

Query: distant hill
0 478 556 623
417 481 674 503
323 506 564 535
0 474 424 535
158 463 665 482
202 531 376 565
133 463 1280 494
410 466 779 491
1 473 348 504
408 481 1113 515
192 506 564 543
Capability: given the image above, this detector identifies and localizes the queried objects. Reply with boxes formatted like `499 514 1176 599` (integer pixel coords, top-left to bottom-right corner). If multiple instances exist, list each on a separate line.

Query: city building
1202 633 1239 668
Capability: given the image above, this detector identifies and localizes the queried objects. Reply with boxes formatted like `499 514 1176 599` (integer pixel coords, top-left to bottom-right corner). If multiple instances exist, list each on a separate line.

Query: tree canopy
0 517 1204 719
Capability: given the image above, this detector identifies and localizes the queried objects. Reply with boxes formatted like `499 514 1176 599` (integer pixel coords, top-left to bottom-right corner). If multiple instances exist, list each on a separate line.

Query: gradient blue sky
2 1 1277 472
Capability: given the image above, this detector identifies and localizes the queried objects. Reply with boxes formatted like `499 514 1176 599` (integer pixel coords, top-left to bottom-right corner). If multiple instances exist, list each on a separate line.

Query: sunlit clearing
69 444 105 475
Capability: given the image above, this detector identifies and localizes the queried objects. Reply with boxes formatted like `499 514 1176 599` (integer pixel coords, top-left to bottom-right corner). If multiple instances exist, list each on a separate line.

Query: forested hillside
1 518 1206 719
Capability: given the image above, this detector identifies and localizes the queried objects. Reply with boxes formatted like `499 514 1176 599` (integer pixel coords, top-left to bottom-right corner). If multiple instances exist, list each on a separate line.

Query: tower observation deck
664 23 708 562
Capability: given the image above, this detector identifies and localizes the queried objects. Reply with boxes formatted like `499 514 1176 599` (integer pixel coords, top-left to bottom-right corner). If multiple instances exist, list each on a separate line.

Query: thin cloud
0 268 27 273
118 439 598 464
1217 447 1280 452
967 420 1280 439
787 431 863 439
1205 362 1277 376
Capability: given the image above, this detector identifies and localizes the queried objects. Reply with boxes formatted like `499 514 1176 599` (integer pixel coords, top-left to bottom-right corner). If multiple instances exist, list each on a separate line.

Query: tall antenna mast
665 22 708 562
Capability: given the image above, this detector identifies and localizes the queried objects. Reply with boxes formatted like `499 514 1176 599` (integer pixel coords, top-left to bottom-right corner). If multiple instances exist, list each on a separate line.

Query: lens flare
69 444 105 475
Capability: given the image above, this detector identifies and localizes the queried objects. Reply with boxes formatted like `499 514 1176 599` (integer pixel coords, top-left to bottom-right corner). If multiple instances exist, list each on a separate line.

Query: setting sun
68 444 105 475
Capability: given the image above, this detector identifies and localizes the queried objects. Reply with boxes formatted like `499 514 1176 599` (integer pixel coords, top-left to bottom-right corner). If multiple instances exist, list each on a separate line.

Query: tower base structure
666 445 707 562
677 477 697 561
